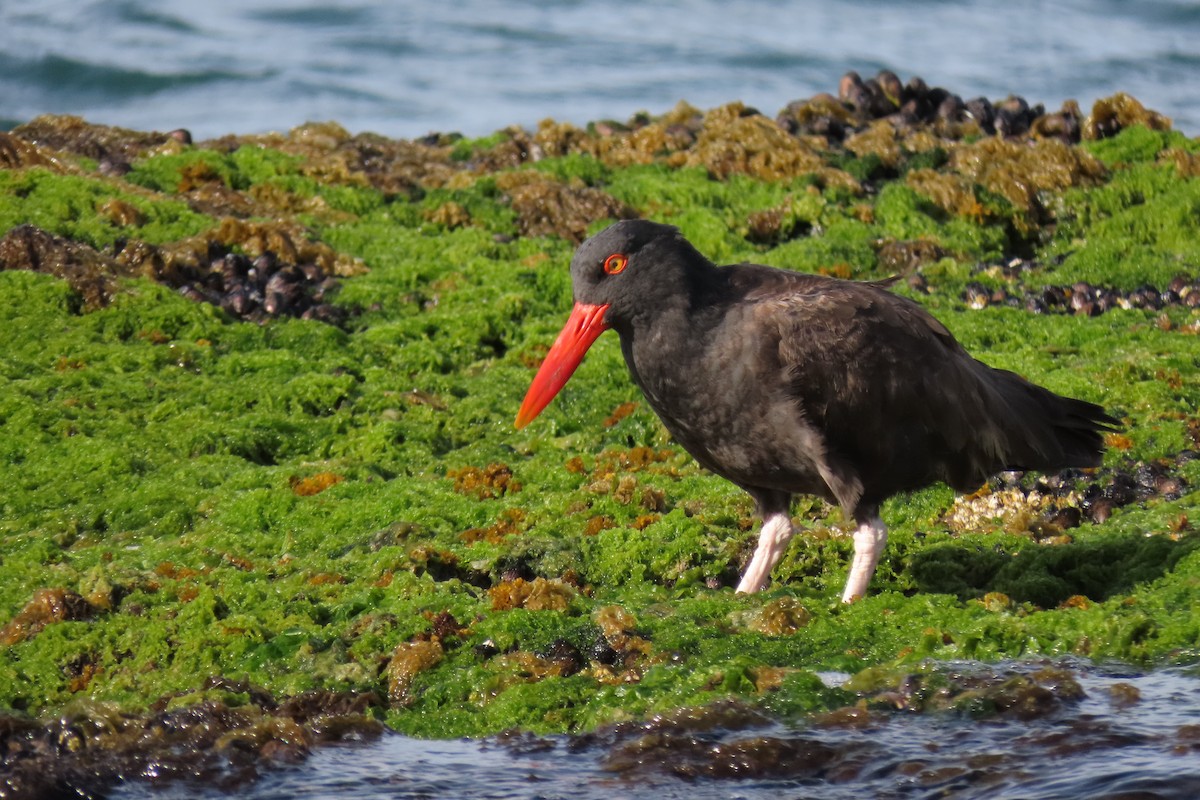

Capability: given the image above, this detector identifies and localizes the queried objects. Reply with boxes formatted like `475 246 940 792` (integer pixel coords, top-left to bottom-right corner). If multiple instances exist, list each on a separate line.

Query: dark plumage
516 220 1120 601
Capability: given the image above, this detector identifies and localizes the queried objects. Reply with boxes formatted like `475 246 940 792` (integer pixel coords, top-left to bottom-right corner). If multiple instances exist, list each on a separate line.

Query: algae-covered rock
0 588 98 646
489 577 575 611
0 224 136 308
386 638 444 705
1 74 1198 771
0 130 81 173
11 114 188 165
494 170 635 243
1084 93 1173 140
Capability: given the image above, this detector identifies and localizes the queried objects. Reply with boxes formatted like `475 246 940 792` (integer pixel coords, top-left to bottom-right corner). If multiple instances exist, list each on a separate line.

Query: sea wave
2 0 1198 139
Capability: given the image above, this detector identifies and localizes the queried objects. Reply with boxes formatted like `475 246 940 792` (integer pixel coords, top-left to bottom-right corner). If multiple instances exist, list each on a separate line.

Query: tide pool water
111 665 1200 800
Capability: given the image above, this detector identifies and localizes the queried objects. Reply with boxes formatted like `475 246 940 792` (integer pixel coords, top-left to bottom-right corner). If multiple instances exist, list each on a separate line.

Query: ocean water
2 0 1199 140
110 665 1200 800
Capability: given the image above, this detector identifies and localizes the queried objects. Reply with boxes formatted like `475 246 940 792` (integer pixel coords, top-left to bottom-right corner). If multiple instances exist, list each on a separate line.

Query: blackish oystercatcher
516 220 1119 602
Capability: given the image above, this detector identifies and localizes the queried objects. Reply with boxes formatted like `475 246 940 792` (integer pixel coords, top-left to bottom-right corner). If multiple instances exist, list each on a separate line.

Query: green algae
1044 161 1200 288
0 168 213 249
1080 124 1200 167
1 110 1199 743
124 146 307 194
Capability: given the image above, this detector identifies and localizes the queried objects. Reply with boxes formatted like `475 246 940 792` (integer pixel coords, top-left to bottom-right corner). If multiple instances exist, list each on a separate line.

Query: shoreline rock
1 72 1198 795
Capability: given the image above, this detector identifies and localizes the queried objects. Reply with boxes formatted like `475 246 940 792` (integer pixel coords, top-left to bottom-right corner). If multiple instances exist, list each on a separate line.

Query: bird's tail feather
988 367 1120 471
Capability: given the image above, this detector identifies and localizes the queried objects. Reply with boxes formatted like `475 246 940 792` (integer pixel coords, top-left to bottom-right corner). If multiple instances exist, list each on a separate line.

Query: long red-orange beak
515 302 611 429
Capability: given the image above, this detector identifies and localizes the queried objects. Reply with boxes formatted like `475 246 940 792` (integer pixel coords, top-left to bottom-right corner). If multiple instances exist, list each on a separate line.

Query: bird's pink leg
736 512 794 594
841 516 887 603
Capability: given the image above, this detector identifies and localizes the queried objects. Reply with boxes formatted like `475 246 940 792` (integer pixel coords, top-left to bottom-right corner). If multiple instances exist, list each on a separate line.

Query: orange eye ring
603 253 628 275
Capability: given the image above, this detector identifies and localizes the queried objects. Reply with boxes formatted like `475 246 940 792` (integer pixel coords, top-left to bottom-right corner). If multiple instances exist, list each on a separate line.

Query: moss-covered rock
1 78 1198 761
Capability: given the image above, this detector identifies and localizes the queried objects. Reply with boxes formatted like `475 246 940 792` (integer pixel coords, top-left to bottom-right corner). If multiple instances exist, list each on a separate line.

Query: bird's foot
736 512 794 594
840 517 887 603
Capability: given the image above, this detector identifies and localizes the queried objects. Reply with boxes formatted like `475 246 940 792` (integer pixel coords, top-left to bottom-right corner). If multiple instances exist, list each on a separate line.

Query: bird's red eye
603 253 628 275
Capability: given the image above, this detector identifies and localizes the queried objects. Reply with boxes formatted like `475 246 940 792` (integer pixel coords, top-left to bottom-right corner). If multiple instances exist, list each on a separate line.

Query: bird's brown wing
754 275 1047 507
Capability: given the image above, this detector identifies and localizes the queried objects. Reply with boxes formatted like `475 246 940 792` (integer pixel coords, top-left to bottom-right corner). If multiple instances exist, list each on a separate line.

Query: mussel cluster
1075 459 1189 524
778 69 1085 144
962 273 1200 315
999 452 1192 528
177 249 347 326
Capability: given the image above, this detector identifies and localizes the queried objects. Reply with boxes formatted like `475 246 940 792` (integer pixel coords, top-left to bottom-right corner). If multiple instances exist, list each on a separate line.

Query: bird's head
514 219 694 428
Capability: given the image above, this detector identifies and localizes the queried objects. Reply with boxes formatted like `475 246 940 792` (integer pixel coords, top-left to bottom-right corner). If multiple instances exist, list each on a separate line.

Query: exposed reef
1 72 1198 796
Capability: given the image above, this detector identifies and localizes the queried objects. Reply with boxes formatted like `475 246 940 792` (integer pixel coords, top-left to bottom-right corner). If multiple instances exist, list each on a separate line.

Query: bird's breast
620 315 829 494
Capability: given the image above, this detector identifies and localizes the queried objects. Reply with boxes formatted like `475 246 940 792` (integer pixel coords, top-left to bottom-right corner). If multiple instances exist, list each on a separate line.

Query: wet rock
1107 682 1141 708
573 663 1101 786
781 71 1097 146
935 93 967 126
876 239 945 274
11 114 186 163
1046 505 1083 530
1032 101 1084 142
447 462 520 499
0 130 79 172
965 96 996 133
775 93 852 143
0 588 99 645
0 688 382 797
0 224 134 309
620 733 845 780
1086 498 1117 524
1084 92 1172 140
386 639 444 706
736 596 812 635
488 577 575 611
493 170 636 244
683 102 844 184
539 639 586 677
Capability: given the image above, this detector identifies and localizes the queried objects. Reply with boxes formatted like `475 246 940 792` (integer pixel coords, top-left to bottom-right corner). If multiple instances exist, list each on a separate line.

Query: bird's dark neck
612 257 737 418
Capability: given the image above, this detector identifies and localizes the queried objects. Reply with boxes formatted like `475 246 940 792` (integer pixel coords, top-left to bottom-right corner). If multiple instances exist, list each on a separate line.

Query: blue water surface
2 0 1198 139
